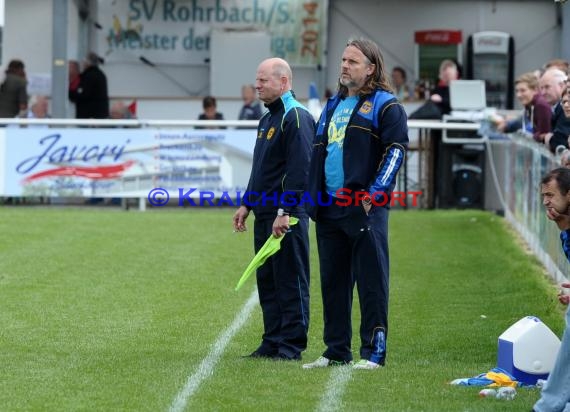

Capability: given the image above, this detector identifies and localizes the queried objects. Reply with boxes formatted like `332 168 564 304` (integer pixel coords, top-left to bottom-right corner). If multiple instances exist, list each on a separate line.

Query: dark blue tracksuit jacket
307 89 408 218
245 90 314 217
243 90 315 358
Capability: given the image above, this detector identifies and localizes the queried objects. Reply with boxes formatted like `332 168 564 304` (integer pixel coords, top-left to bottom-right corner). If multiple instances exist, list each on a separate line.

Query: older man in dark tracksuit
304 38 408 370
540 68 570 152
233 58 315 361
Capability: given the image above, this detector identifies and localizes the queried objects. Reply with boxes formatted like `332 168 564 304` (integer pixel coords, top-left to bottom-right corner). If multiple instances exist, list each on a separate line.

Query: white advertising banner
1 128 256 199
97 0 328 66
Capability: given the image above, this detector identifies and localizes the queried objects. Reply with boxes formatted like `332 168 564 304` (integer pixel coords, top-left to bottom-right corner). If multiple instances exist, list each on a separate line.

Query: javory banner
0 128 255 198
97 0 328 66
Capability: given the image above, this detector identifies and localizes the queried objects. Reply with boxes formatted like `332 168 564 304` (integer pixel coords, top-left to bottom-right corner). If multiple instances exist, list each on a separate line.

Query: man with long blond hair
304 38 408 370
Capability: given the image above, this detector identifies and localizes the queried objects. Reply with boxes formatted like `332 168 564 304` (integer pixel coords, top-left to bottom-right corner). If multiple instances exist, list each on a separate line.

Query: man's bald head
255 58 293 104
265 58 292 83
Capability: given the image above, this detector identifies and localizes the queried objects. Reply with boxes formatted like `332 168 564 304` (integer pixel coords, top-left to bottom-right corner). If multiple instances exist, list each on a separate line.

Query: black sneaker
272 352 301 361
242 349 276 359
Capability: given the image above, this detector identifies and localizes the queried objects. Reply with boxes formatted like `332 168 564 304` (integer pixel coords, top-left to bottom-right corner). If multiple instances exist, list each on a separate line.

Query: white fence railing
0 118 566 282
491 134 568 284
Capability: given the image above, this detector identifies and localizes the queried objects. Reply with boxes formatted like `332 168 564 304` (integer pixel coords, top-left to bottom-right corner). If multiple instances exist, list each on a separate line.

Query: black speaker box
437 143 485 209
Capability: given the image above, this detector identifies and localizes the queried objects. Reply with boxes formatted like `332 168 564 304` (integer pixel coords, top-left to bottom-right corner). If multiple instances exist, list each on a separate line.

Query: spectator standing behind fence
238 84 263 120
539 68 570 153
534 168 570 412
303 38 408 370
430 59 459 115
391 67 412 102
0 59 28 118
19 95 50 119
109 100 135 120
232 57 314 361
197 95 224 129
68 60 80 96
68 52 109 119
13 95 50 131
494 72 551 142
68 60 80 115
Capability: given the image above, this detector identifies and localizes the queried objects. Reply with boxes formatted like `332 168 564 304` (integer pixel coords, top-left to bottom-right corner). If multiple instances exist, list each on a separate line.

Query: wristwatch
277 208 289 217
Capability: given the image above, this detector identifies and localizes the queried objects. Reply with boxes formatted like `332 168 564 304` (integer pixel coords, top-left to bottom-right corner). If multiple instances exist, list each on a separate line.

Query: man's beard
340 76 357 89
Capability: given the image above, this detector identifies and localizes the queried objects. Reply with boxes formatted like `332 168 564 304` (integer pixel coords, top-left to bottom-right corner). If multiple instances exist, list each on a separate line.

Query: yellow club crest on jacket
267 127 275 140
359 101 372 114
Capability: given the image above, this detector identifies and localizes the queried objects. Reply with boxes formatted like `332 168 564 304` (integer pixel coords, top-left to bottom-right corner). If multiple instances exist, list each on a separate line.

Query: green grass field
0 208 565 411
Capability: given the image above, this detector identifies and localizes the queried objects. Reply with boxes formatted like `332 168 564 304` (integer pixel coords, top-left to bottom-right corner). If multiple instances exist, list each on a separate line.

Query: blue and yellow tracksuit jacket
307 89 409 220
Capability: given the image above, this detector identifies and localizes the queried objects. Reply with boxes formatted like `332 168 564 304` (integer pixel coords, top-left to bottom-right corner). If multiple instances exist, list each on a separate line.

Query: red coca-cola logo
477 37 503 46
415 30 462 45
425 33 449 42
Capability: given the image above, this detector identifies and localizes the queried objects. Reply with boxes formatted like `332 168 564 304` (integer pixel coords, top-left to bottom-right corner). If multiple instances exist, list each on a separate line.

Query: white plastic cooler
497 316 561 385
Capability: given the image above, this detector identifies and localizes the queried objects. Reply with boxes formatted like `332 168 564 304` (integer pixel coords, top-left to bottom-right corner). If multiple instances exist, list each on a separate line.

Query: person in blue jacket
233 57 315 360
303 38 408 370
535 167 570 412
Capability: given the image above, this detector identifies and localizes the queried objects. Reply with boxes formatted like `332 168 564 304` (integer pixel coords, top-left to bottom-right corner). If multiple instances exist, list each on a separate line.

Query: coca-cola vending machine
466 31 514 109
414 30 463 97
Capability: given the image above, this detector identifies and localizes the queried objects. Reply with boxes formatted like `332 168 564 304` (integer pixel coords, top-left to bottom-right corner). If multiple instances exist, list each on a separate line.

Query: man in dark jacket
69 52 109 119
233 57 314 361
539 68 570 153
303 38 408 370
238 84 263 121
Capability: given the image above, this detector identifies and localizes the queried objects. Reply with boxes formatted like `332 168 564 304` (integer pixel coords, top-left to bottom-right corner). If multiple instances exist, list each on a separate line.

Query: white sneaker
302 356 350 369
352 359 380 370
302 356 331 369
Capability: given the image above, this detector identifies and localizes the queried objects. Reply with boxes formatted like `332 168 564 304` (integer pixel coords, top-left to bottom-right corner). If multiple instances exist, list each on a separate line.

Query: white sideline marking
169 289 259 412
316 365 353 412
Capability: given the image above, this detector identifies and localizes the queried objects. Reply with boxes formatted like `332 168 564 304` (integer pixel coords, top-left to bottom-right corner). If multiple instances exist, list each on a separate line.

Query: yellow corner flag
235 217 299 291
